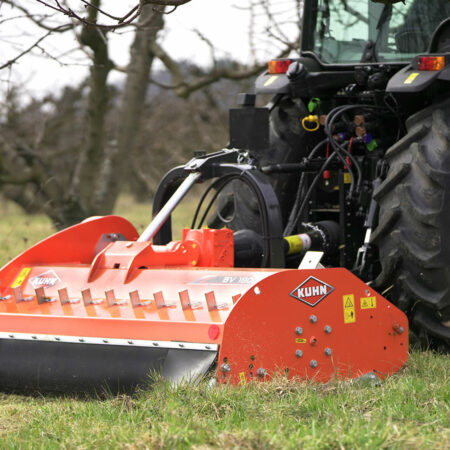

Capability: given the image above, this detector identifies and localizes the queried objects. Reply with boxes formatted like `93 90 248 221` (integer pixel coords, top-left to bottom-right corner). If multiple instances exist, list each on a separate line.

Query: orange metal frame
0 216 408 385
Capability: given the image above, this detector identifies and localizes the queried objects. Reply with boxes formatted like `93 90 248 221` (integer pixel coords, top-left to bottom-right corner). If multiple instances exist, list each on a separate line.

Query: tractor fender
386 63 450 93
255 71 290 95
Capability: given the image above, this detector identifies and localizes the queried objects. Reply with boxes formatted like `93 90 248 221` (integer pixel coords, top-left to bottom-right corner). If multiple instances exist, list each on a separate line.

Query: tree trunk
69 0 112 221
93 4 165 214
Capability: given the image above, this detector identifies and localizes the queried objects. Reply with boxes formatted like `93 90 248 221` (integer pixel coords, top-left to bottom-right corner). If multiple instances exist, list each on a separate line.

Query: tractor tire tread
373 96 450 347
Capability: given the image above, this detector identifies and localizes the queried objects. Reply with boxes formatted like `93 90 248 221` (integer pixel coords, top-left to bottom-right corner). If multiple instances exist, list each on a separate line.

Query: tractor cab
255 0 450 96
301 0 449 65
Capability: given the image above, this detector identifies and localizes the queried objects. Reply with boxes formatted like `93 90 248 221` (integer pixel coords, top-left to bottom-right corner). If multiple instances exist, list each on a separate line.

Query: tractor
202 0 450 349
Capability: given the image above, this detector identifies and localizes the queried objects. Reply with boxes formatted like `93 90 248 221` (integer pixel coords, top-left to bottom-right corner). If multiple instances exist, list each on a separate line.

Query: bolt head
310 360 318 368
310 315 318 323
220 363 231 373
295 349 303 358
295 327 303 335
324 347 332 356
324 325 332 334
256 368 267 378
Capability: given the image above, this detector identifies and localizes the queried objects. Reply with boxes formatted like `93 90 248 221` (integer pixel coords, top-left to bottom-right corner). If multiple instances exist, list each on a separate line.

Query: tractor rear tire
372 97 450 350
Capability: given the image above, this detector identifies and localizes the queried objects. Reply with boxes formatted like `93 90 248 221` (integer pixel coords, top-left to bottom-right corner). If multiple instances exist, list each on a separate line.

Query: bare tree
0 0 302 228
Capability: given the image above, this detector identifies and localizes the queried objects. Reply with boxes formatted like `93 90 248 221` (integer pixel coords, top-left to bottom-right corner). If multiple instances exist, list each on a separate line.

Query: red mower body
0 216 408 392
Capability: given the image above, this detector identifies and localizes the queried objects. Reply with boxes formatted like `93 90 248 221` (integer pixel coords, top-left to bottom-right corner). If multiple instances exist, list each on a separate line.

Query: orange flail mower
0 150 408 392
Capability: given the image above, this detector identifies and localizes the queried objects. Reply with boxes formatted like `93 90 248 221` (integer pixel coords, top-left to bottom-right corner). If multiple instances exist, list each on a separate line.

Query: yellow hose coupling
301 115 320 132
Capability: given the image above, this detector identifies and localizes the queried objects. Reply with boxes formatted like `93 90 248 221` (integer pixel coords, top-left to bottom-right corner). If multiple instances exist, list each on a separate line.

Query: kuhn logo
289 276 334 307
29 270 61 289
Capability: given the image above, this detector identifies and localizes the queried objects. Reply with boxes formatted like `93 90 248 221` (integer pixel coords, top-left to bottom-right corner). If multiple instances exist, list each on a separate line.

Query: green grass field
0 197 449 449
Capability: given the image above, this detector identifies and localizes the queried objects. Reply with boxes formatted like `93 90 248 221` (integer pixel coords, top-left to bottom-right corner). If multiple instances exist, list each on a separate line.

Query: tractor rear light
268 59 292 74
417 56 446 71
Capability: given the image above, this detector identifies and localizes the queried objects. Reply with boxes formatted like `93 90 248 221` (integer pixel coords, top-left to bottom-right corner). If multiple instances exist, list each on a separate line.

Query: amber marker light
268 59 292 74
417 56 446 71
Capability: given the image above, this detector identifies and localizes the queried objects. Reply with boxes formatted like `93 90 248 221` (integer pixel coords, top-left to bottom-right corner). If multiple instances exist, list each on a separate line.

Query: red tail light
268 59 292 74
417 56 446 71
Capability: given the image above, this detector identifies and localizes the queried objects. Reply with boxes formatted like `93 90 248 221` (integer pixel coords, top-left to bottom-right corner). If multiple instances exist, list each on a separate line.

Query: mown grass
0 196 449 449
0 351 448 449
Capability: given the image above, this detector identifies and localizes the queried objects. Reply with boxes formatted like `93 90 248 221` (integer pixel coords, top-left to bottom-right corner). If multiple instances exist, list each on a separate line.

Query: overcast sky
0 0 300 99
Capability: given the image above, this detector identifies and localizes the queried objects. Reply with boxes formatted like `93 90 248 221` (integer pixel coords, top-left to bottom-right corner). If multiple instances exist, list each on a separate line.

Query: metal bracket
298 251 324 270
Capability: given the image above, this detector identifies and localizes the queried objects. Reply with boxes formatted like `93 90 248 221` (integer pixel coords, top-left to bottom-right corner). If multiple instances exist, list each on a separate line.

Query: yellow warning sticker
11 267 31 288
295 338 307 344
404 73 419 84
343 172 352 184
239 372 247 385
343 294 356 324
360 296 377 309
264 75 278 87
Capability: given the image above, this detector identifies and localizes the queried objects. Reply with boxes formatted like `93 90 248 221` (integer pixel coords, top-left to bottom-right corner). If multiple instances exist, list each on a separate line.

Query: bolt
324 347 332 356
257 368 267 378
295 349 303 358
310 315 318 323
295 327 303 335
324 325 332 334
310 360 318 369
220 363 231 373
392 323 404 334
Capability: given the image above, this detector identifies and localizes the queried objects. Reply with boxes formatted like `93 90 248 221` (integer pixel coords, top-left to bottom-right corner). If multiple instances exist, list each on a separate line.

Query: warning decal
295 338 307 344
360 296 377 309
343 294 356 324
239 372 247 385
404 72 419 84
264 75 278 87
11 267 31 288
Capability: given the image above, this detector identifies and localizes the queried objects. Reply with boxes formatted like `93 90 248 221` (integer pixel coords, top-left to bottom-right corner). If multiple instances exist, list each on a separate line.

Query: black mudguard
387 58 450 93
255 71 290 95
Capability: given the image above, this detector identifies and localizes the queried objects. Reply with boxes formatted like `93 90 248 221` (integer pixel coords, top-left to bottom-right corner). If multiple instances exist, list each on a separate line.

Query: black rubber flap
0 339 217 393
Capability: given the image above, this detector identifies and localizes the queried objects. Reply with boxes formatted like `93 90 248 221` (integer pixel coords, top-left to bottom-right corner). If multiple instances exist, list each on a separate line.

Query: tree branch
32 0 191 29
1 0 73 32
150 40 292 99
0 29 54 70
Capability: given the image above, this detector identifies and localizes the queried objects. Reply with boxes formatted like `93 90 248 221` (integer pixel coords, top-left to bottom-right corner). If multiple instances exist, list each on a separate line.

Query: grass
0 196 449 448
